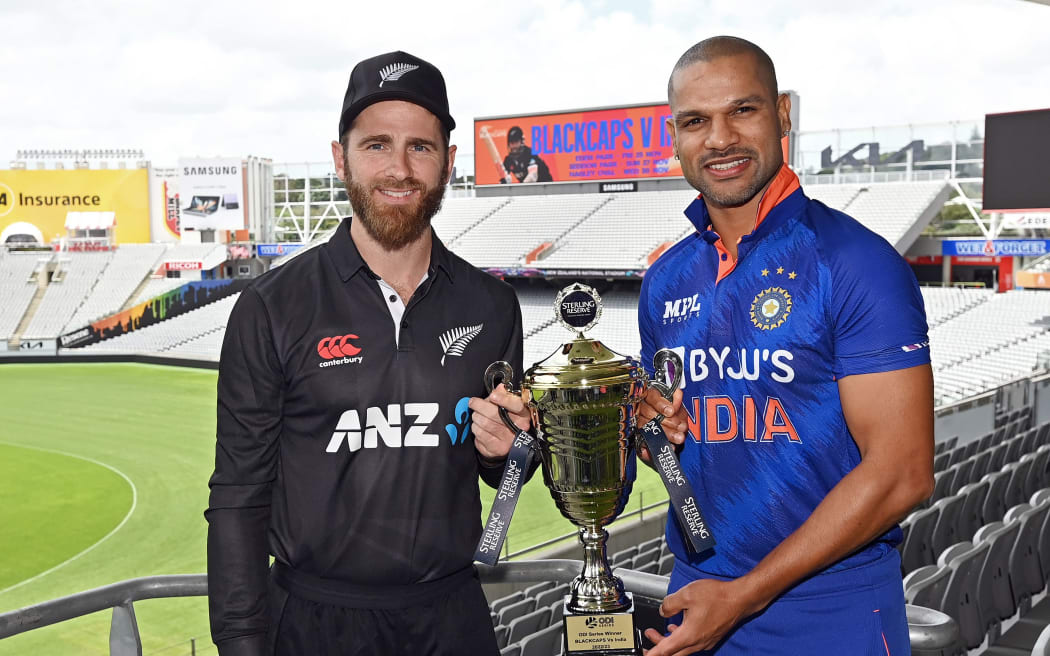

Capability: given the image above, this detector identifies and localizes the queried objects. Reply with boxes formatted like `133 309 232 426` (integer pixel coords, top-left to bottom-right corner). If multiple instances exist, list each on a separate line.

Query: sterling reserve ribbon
475 427 534 565
474 361 534 566
638 348 716 554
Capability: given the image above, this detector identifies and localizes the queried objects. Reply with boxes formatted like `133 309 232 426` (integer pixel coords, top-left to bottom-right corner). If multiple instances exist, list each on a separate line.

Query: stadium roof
64 211 115 231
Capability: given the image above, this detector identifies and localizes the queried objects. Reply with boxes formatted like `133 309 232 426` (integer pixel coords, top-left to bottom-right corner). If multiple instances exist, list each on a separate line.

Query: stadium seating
902 417 1050 654
920 286 995 329
538 189 698 269
451 194 611 268
431 196 511 244
0 250 45 339
133 276 190 305
433 180 946 270
63 243 166 330
22 252 112 338
77 293 239 357
485 534 674 656
838 181 947 249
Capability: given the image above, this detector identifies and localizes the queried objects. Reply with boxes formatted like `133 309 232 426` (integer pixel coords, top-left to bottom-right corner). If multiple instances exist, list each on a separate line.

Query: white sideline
0 441 139 597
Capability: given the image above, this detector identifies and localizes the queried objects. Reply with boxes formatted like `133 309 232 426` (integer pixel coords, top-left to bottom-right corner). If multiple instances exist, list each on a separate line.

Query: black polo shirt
206 218 523 650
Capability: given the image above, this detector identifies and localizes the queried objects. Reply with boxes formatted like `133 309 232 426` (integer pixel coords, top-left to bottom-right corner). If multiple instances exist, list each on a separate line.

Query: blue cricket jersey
639 165 931 580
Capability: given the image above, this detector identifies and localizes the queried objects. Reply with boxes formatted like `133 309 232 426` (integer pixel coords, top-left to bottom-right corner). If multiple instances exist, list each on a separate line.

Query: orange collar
703 165 801 282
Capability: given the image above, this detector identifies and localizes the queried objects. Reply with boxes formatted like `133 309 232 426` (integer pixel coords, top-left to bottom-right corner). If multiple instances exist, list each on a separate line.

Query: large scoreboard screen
983 108 1050 211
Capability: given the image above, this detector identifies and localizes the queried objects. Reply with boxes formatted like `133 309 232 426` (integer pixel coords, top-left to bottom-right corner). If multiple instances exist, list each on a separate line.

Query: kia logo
318 334 361 359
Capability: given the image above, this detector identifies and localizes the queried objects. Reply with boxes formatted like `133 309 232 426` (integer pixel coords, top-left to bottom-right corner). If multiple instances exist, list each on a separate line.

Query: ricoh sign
166 261 203 271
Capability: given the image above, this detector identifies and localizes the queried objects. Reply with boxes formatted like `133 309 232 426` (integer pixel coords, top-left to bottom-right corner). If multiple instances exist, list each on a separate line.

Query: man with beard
502 126 553 183
206 50 531 656
636 37 934 655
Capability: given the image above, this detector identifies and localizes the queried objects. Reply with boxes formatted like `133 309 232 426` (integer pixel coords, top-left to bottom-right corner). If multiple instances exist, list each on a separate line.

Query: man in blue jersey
638 37 934 655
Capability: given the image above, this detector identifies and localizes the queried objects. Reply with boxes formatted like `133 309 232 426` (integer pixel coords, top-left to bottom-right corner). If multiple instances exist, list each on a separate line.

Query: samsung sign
943 240 1050 257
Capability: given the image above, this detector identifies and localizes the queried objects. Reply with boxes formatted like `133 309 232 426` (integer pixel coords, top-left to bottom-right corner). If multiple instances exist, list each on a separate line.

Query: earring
783 130 790 136
674 153 679 160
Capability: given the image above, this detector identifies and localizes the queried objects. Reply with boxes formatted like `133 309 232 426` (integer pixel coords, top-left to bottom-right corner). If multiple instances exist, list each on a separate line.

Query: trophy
476 283 713 655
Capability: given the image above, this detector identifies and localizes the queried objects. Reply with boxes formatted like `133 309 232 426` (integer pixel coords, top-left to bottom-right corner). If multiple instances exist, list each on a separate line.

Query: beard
688 146 780 209
344 160 448 251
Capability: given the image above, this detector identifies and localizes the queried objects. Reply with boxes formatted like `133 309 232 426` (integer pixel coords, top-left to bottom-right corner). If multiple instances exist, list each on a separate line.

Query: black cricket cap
338 50 456 138
507 126 524 144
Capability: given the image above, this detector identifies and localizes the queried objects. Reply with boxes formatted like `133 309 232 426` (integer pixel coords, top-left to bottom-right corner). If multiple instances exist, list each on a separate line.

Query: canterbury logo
318 334 362 359
438 324 483 366
378 63 419 87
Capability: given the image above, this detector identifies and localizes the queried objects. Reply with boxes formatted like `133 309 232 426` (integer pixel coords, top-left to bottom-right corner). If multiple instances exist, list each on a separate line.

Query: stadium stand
930 291 1050 404
440 179 948 270
76 293 239 357
901 416 1050 654
21 252 111 339
450 194 611 267
538 189 699 269
62 243 166 330
132 276 191 305
838 180 949 250
48 254 1046 411
431 196 510 244
0 250 45 340
1026 254 1050 274
921 286 995 329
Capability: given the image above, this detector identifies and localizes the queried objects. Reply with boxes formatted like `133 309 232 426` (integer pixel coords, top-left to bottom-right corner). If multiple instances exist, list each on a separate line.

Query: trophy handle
650 348 683 404
483 361 526 436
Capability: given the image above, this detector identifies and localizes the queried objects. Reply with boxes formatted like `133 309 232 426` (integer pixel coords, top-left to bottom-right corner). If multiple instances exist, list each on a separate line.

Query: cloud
1 0 1047 170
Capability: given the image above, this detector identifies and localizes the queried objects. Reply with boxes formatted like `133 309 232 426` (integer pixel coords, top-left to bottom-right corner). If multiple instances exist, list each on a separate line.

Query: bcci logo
0 182 13 218
750 287 792 331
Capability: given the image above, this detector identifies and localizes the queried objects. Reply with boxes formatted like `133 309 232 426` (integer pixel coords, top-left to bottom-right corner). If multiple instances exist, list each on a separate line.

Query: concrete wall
934 392 996 445
1035 373 1050 427
0 352 218 369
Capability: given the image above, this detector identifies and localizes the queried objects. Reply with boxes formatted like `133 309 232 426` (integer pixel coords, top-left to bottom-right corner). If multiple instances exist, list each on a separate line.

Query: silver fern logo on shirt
378 63 419 87
439 324 483 366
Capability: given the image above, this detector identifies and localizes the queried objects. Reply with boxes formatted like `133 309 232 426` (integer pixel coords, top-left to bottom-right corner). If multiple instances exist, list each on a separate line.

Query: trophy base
561 593 642 655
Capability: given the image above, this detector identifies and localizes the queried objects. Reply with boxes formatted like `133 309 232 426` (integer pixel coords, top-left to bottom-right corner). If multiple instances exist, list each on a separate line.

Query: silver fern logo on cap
439 324 483 366
378 63 420 87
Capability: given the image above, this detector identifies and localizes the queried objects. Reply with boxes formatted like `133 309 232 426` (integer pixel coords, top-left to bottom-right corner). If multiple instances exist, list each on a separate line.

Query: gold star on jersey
750 287 793 330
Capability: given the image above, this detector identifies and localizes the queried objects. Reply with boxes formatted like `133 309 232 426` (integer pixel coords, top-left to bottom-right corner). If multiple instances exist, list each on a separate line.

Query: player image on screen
635 36 935 656
502 125 553 184
205 50 534 656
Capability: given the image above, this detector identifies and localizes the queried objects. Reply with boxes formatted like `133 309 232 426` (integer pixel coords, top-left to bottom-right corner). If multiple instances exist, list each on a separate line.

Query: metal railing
0 564 959 655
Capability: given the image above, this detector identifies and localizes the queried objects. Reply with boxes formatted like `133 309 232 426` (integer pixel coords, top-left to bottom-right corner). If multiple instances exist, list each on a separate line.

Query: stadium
2 16 1050 656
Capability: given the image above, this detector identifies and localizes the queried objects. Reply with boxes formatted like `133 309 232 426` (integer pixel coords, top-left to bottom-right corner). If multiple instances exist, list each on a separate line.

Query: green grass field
0 363 668 655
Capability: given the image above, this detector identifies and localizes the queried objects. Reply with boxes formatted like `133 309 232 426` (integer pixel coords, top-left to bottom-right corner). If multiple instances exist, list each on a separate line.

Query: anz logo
662 294 701 324
445 397 472 445
326 398 473 453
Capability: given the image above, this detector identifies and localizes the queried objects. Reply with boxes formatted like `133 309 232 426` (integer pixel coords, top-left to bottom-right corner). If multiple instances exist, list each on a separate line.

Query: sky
2 0 1048 171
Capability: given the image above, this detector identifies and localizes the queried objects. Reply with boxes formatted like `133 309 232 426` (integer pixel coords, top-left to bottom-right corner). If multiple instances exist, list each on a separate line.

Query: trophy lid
554 283 602 336
524 283 644 389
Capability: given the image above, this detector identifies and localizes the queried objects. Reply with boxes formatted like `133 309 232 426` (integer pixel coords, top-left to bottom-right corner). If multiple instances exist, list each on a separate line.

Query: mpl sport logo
317 334 363 368
662 293 701 325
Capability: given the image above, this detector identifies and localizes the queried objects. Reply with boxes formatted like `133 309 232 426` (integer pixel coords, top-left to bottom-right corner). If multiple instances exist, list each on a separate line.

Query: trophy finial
651 348 684 403
554 283 602 337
